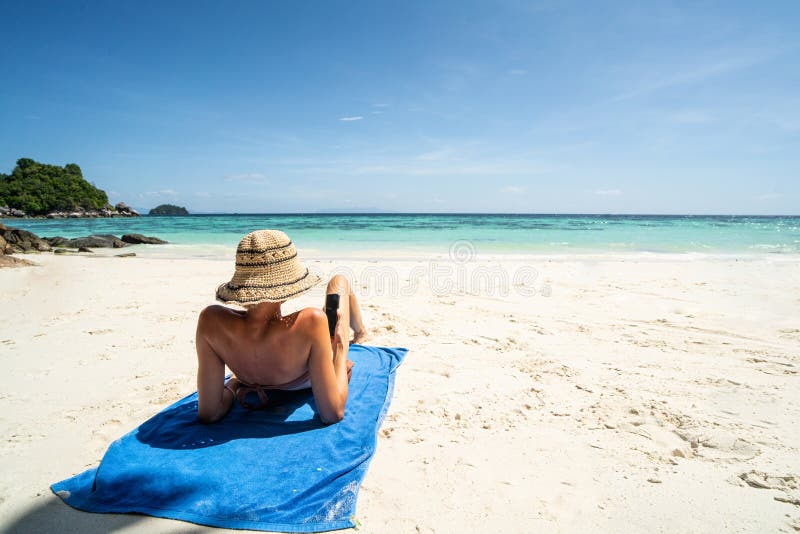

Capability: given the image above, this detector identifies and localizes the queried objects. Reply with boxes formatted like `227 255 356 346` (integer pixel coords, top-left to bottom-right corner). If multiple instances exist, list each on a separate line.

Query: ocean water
5 214 800 258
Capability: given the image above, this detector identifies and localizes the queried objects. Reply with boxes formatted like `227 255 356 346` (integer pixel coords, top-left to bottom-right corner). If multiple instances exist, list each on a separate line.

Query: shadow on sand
2 494 209 534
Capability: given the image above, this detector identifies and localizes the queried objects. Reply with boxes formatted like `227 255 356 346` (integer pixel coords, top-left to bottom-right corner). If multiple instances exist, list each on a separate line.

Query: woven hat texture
216 230 321 305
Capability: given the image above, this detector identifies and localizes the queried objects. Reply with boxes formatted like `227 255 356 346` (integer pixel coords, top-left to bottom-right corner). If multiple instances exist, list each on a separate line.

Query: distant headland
0 158 138 218
149 204 189 215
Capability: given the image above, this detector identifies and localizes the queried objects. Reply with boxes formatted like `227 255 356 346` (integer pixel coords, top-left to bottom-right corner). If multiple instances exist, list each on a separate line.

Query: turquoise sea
6 214 800 258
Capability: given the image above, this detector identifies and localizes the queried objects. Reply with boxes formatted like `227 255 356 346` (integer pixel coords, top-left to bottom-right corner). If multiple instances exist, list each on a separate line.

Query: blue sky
0 1 798 214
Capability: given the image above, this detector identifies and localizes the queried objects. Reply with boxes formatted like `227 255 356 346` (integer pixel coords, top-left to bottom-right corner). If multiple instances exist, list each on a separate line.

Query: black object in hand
325 293 340 336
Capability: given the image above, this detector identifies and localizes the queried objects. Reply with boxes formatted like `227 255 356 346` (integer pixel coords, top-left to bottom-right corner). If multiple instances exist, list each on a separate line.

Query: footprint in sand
734 471 800 509
601 406 709 461
746 357 797 376
777 328 800 341
673 427 760 461
86 328 112 335
737 471 798 491
92 418 123 439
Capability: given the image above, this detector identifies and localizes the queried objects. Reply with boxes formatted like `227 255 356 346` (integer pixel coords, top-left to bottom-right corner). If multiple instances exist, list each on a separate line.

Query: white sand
1 252 798 533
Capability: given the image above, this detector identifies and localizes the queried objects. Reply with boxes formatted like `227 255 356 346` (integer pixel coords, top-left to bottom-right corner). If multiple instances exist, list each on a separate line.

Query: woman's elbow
321 406 345 425
198 407 223 424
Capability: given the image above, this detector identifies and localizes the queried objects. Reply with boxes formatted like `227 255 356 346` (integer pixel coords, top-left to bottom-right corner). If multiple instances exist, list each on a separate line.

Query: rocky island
149 204 189 215
0 158 139 218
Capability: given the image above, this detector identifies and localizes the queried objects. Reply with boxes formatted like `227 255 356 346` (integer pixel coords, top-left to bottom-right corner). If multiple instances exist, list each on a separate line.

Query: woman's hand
224 376 239 395
330 309 348 352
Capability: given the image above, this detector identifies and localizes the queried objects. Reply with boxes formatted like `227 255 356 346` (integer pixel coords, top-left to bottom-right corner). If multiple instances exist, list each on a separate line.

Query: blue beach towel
52 345 407 532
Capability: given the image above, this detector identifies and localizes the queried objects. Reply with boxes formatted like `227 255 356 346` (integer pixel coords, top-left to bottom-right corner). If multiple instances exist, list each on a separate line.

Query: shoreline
9 245 800 263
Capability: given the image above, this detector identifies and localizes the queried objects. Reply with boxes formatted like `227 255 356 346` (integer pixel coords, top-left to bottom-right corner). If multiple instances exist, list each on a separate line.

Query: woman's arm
304 308 349 424
196 306 235 423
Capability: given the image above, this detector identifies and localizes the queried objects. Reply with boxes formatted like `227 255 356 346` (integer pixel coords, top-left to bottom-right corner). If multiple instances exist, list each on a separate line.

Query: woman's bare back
200 305 318 387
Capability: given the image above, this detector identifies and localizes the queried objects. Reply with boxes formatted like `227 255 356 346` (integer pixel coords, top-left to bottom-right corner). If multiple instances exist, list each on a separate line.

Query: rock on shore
0 224 167 255
58 235 128 249
0 207 26 217
0 202 140 219
0 255 37 267
0 224 7 254
121 233 168 245
0 222 40 266
1 227 52 253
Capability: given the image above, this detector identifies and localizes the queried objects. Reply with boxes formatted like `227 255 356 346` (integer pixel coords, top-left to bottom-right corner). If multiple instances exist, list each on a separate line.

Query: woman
195 229 368 424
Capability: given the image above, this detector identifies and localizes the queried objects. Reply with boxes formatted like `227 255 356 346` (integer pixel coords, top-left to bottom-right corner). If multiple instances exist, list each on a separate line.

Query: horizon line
140 211 800 217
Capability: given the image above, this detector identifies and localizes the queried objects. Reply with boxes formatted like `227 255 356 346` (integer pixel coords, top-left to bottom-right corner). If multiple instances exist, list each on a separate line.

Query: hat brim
215 270 323 306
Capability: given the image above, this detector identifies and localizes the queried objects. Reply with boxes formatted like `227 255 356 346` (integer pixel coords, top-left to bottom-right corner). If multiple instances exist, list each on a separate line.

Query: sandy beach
1 252 798 533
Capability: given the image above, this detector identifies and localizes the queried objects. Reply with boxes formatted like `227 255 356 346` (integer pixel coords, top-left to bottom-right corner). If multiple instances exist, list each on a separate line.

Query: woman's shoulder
199 304 245 323
294 306 326 323
292 307 328 334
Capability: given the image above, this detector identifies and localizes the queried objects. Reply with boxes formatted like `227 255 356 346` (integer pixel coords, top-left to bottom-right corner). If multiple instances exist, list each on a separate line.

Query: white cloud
372 103 390 108
500 185 526 194
224 173 269 185
339 116 363 122
194 191 211 198
612 48 782 101
353 162 559 177
595 189 622 196
508 69 527 75
139 189 178 198
417 148 454 161
755 193 783 201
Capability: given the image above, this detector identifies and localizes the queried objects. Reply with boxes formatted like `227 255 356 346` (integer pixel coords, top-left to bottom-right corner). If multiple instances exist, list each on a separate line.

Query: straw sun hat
216 230 322 306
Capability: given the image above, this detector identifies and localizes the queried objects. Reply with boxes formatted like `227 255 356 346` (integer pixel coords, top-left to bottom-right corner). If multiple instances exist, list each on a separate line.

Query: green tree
0 158 110 214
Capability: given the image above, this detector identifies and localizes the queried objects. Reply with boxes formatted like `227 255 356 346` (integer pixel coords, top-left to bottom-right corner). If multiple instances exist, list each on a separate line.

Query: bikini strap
233 359 355 410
